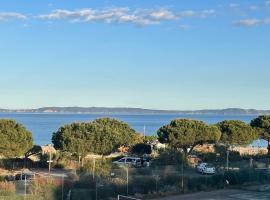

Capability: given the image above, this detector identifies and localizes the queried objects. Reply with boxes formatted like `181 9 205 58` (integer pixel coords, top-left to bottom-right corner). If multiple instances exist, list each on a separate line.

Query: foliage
224 169 270 185
250 115 270 138
251 115 270 153
131 143 152 155
0 119 33 158
52 118 141 156
144 135 158 143
217 120 258 147
157 119 221 155
187 175 224 192
80 158 112 178
199 149 241 164
0 181 16 196
28 177 72 200
152 149 184 166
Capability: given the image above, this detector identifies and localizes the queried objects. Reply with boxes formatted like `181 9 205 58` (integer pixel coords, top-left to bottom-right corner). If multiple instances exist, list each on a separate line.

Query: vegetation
0 119 33 158
251 115 270 154
131 143 152 155
0 181 16 196
157 119 221 155
80 158 112 178
217 120 258 147
144 135 158 143
52 118 142 156
28 177 71 200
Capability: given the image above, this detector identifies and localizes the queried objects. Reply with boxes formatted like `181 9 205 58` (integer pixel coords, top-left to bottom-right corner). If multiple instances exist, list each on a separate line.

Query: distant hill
0 107 270 115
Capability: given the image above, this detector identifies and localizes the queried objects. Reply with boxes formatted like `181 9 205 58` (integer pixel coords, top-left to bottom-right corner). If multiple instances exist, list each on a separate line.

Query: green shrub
0 175 7 182
80 158 112 178
223 169 270 185
152 149 184 166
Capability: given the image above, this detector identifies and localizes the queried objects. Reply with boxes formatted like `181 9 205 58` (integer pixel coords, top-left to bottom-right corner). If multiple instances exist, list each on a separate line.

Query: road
154 189 270 200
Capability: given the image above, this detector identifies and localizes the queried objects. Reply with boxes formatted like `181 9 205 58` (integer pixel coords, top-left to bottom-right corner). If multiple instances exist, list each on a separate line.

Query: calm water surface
0 113 265 146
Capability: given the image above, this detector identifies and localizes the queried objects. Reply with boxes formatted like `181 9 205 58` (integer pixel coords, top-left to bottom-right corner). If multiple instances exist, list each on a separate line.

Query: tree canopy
250 115 270 140
157 119 221 155
0 119 33 158
52 118 142 156
217 120 258 147
131 143 152 155
250 115 270 154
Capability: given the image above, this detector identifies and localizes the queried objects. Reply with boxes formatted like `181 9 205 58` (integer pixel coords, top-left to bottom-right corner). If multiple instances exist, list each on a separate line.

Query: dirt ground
153 189 270 200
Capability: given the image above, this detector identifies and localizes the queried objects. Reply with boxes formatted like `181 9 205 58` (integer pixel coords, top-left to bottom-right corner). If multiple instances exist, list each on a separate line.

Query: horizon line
0 106 270 112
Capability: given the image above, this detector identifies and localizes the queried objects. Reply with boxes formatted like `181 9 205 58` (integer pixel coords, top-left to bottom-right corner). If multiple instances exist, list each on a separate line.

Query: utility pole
126 167 129 196
93 158 96 180
226 150 229 171
95 180 98 200
181 154 184 192
62 174 64 200
24 174 27 200
48 151 53 175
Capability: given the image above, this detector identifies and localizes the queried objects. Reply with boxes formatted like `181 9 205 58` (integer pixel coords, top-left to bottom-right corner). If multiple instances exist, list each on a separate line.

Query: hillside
0 107 270 115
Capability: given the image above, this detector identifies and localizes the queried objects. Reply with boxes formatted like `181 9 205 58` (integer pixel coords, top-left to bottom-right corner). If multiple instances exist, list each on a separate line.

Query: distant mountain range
0 107 270 115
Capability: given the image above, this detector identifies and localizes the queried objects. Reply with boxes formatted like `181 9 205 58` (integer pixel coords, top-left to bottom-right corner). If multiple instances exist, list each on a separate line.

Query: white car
113 157 142 167
197 163 216 174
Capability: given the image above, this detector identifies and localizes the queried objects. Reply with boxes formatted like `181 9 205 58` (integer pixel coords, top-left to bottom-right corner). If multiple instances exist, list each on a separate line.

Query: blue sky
0 0 270 110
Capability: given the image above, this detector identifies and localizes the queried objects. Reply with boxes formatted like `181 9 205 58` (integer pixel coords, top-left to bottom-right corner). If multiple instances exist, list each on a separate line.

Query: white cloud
234 19 261 26
0 12 27 21
234 18 270 27
201 9 216 17
264 18 270 24
149 8 177 20
179 24 192 30
249 5 258 10
36 7 216 26
36 7 178 25
265 1 270 6
179 10 196 17
179 9 216 18
229 3 240 8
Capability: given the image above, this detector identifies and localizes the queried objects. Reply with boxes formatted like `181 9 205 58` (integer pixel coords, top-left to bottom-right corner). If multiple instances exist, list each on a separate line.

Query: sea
0 113 267 147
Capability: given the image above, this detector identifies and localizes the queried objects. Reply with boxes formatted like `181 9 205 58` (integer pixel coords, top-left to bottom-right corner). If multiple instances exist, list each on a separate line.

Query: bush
130 176 156 194
224 169 270 185
80 158 112 178
131 143 152 155
0 181 16 196
0 175 7 182
200 152 218 163
152 149 184 166
28 177 65 200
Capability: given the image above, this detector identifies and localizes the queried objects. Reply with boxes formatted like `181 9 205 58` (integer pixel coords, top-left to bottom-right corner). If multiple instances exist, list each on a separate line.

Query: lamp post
181 153 184 192
47 151 53 175
126 166 129 196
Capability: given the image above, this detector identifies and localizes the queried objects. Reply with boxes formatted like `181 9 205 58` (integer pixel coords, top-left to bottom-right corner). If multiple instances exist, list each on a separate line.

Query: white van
113 157 142 167
197 163 216 174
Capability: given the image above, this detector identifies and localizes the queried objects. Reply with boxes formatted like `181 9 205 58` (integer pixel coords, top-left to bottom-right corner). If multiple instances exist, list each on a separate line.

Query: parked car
113 157 142 167
197 163 216 175
15 173 35 180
